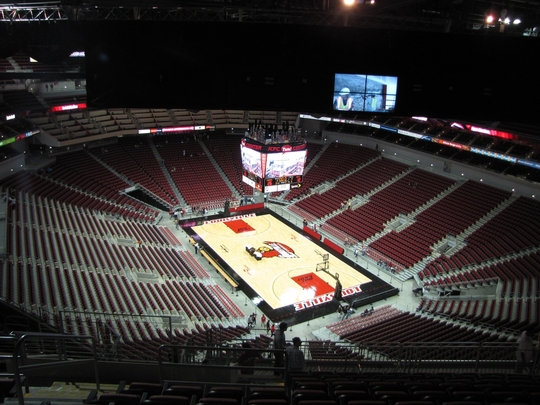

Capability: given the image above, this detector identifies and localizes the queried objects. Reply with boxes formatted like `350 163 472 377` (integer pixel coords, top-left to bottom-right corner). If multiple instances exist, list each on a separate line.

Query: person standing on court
273 322 287 374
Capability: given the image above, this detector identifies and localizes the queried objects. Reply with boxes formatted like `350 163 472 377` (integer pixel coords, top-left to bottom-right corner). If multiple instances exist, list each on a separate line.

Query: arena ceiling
0 0 538 35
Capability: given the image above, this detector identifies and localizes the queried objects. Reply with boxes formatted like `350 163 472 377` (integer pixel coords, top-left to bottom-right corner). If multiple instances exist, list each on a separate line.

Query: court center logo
246 241 297 260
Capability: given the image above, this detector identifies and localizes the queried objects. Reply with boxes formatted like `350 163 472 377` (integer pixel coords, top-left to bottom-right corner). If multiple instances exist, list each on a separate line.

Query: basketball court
183 209 398 324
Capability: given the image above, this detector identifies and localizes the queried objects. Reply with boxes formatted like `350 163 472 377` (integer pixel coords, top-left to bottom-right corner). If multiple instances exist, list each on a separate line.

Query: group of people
247 313 257 328
170 205 210 223
246 122 302 145
239 195 256 206
170 208 187 229
248 314 276 336
302 218 320 231
237 320 306 376
340 200 351 211
361 305 375 317
273 322 305 374
376 258 398 273
337 303 354 320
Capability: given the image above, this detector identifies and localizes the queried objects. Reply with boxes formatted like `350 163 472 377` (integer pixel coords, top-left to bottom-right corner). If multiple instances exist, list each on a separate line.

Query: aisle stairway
148 140 186 207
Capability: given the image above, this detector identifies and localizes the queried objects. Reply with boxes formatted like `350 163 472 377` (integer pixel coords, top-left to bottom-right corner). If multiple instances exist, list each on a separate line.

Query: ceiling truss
0 2 499 34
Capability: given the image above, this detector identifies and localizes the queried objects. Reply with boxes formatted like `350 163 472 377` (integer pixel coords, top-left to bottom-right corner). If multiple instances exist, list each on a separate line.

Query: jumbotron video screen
241 137 307 193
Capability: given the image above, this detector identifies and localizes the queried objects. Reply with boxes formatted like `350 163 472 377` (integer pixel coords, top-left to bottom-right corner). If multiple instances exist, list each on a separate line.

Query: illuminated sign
298 114 332 121
241 137 307 153
470 147 517 162
138 125 215 135
49 103 87 112
380 125 398 133
433 139 470 150
0 129 39 148
298 114 532 171
241 137 306 193
397 129 424 139
465 124 517 140
517 159 540 169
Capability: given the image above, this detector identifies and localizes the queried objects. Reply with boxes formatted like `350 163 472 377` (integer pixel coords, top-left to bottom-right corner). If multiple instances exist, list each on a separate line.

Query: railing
11 332 100 405
358 341 518 373
157 344 298 391
2 334 537 405
156 340 533 384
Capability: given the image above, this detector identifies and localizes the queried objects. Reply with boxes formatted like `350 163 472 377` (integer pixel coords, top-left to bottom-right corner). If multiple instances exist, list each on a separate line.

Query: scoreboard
241 137 307 193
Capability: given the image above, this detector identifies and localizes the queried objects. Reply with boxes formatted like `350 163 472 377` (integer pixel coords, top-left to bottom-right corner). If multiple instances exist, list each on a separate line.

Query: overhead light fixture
343 0 374 5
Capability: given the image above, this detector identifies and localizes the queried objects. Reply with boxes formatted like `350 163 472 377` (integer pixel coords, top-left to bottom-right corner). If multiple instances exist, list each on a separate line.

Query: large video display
241 138 307 193
333 74 398 113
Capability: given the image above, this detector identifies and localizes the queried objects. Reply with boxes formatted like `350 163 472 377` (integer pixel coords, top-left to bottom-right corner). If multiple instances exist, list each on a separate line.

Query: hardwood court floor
192 214 371 310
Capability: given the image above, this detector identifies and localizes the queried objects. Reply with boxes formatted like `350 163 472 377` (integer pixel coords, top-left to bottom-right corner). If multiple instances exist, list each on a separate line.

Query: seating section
422 196 540 276
422 250 540 295
248 111 278 125
7 51 84 74
131 108 174 128
417 295 540 333
47 151 132 202
295 158 409 220
202 133 253 198
327 165 453 241
157 134 234 207
52 110 103 139
368 181 512 269
2 170 158 222
95 137 179 207
0 90 42 112
325 306 515 361
84 372 540 405
286 143 380 201
308 341 360 361
0 187 246 358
